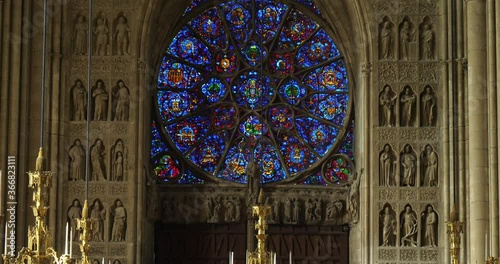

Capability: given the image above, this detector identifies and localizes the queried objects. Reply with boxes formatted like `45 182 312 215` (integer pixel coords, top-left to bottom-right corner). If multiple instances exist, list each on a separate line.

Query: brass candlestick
76 201 93 264
446 205 464 264
247 190 273 264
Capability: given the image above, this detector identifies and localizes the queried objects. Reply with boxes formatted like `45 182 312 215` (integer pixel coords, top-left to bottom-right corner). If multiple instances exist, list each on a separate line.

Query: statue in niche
380 144 397 186
111 140 127 181
292 199 300 224
305 199 314 223
246 160 261 207
114 15 130 55
92 80 108 121
113 80 130 121
211 197 222 222
112 260 121 264
272 199 280 223
400 205 418 247
422 205 438 246
314 199 322 221
423 145 438 187
400 20 414 60
379 85 397 127
400 86 416 127
284 199 292 224
234 197 242 222
67 199 82 241
110 199 127 242
421 86 436 126
68 139 85 181
401 145 416 186
421 24 435 60
347 169 363 223
94 16 110 56
90 199 106 242
71 80 87 121
380 21 393 60
73 15 88 55
90 139 106 181
380 205 397 246
224 197 236 222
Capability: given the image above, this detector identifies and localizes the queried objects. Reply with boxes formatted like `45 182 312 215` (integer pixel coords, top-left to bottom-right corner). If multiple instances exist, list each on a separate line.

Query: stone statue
113 151 124 181
90 199 106 242
111 139 126 181
111 200 127 242
72 80 87 121
91 139 106 181
380 205 396 246
314 199 322 221
400 21 413 60
401 145 416 186
284 199 292 224
224 197 236 222
380 21 393 59
234 197 242 222
73 16 88 55
423 205 437 246
400 87 415 127
113 81 130 121
272 199 280 223
292 199 300 224
379 85 397 127
67 199 82 241
69 139 85 181
424 145 438 186
114 16 130 55
305 199 314 223
246 160 261 207
401 205 417 246
348 169 363 223
92 80 108 121
421 86 436 126
211 197 221 222
94 16 110 56
422 24 434 60
380 145 396 186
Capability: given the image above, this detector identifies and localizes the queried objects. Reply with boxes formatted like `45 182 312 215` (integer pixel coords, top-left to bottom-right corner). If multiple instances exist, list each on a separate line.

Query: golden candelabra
1 148 93 264
247 190 274 264
446 205 464 264
76 201 93 264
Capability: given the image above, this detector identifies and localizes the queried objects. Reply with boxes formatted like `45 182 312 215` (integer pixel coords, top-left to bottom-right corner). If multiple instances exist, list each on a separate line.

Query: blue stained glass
278 9 318 50
189 8 228 50
300 171 327 185
178 169 205 184
157 91 204 123
339 120 354 159
188 132 227 174
158 57 203 88
303 60 348 92
278 133 318 174
241 41 267 66
232 71 275 109
296 0 322 16
256 1 288 42
220 1 253 44
154 154 181 182
268 105 294 131
167 26 212 66
279 79 306 105
151 121 169 158
212 105 238 129
183 0 209 16
239 114 267 139
296 29 340 68
254 140 287 182
167 115 211 153
219 140 253 183
295 117 338 155
201 78 227 103
304 93 348 125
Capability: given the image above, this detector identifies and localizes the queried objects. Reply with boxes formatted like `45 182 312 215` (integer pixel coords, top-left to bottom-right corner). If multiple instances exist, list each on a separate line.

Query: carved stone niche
419 16 436 61
421 144 438 187
112 12 131 56
399 144 417 187
111 80 130 121
110 139 128 181
379 203 397 247
379 85 397 127
379 144 398 187
72 14 88 56
157 186 351 225
109 199 127 242
400 204 418 247
420 85 437 127
379 16 396 60
93 12 111 56
421 204 438 247
91 80 109 121
70 79 88 121
399 85 416 127
398 16 416 61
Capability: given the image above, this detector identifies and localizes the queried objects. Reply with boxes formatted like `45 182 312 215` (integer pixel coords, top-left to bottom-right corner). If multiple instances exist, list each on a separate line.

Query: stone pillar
466 0 489 262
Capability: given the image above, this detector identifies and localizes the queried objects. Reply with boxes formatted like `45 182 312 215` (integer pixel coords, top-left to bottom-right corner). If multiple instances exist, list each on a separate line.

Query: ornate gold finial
446 204 464 264
258 189 264 205
82 200 89 219
77 199 94 264
35 147 45 171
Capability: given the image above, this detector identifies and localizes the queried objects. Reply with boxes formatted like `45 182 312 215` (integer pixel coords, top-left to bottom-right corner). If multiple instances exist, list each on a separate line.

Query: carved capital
362 62 372 77
456 58 468 71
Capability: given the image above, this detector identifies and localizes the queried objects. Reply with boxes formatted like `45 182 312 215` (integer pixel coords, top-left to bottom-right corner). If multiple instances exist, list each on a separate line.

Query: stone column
466 0 489 262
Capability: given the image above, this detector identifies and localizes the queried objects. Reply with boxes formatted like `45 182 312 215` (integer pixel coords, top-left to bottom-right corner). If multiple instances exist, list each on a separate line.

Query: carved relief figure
111 200 127 242
314 199 322 222
234 197 242 222
284 199 292 224
305 199 314 223
92 80 108 121
73 16 88 55
162 198 175 222
71 80 87 121
272 199 280 223
111 139 127 181
225 197 236 222
113 80 130 121
67 199 82 241
380 21 393 60
421 86 436 126
90 139 106 181
380 205 396 246
347 169 362 222
211 197 222 222
90 199 106 242
94 16 110 56
292 199 300 224
114 15 130 55
68 139 85 181
401 145 416 186
422 205 438 246
400 205 417 246
400 86 415 127
380 145 397 186
421 23 435 60
246 160 261 207
379 85 397 127
423 145 438 186
399 20 414 60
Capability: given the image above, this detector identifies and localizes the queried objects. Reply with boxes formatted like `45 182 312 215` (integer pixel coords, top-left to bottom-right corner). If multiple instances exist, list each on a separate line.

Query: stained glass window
152 0 354 185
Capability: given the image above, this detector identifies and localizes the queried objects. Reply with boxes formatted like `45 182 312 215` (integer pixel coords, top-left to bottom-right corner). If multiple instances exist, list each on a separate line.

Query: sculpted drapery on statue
423 205 438 246
69 139 85 181
246 159 261 208
401 205 418 246
380 144 397 186
401 145 416 187
111 200 127 242
423 145 438 186
72 80 87 121
380 205 397 246
379 85 397 127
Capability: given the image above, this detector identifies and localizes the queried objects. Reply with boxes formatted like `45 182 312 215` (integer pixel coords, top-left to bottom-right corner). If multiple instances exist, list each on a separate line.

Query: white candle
69 228 73 257
485 233 488 259
102 257 104 264
4 222 7 255
65 222 69 254
289 250 292 264
274 252 276 264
